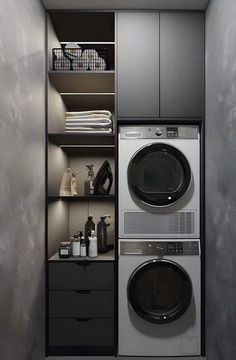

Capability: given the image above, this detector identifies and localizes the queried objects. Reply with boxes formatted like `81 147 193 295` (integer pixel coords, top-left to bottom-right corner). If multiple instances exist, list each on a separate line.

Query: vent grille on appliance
124 211 195 235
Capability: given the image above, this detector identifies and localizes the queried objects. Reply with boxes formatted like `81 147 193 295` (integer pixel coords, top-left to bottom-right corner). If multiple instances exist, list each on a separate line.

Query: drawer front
49 290 114 318
49 262 114 290
49 318 114 346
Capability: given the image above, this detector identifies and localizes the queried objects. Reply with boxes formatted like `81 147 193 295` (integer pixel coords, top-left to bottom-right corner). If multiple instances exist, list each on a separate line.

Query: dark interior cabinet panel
117 12 159 118
160 12 204 118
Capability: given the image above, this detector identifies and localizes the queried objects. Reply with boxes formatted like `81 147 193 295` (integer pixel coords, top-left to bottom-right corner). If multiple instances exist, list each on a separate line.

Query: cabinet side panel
48 82 67 133
117 12 159 118
160 12 204 118
48 142 68 196
47 14 61 71
48 201 69 258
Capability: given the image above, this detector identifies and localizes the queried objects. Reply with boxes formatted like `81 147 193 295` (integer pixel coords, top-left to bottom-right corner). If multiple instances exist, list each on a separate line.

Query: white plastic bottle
80 242 86 257
72 234 80 256
79 232 86 257
88 230 98 257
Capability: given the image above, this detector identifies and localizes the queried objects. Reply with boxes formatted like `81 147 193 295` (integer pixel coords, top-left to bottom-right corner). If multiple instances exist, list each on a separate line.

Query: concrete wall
0 0 45 359
205 0 236 359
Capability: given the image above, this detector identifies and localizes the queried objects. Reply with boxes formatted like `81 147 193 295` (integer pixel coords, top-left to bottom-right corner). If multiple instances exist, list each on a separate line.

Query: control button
155 128 162 136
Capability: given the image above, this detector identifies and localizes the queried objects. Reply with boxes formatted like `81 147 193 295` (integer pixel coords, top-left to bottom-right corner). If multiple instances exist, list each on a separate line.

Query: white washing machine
119 239 201 357
119 125 200 238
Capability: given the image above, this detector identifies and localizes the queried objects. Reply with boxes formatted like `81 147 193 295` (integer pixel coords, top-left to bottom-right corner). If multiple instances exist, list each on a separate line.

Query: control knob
155 128 162 136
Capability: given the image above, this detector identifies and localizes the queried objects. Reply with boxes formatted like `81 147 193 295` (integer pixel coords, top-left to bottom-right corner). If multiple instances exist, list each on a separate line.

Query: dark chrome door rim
127 259 193 324
128 143 192 207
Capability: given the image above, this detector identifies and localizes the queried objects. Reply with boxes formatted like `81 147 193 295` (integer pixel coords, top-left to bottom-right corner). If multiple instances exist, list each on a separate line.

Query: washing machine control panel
167 242 183 254
120 241 199 256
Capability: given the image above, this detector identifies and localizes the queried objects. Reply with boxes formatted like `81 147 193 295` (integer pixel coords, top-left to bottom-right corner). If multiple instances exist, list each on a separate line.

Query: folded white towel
66 110 112 118
65 43 82 59
89 57 106 71
65 123 112 129
66 114 111 120
65 128 112 133
65 127 112 133
66 116 112 124
82 49 99 62
72 58 87 71
54 58 71 71
65 121 112 128
54 48 64 59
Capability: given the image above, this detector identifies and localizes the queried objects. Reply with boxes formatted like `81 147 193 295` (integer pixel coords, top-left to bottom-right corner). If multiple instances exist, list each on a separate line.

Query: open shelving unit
46 10 117 357
47 10 116 252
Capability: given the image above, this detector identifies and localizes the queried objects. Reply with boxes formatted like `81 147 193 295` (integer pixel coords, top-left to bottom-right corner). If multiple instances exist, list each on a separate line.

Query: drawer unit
49 290 114 318
49 262 114 290
49 318 114 346
47 261 115 356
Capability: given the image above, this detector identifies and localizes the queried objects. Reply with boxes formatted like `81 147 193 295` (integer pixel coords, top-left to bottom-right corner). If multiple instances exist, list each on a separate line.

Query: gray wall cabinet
160 12 204 118
117 11 204 120
117 12 160 118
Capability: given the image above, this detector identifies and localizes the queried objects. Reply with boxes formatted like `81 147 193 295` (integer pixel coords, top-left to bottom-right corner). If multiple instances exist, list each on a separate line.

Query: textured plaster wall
206 0 236 359
0 0 45 359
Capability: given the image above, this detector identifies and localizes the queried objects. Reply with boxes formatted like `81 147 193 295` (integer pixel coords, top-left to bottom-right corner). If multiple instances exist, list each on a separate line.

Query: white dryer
118 239 201 357
119 125 200 238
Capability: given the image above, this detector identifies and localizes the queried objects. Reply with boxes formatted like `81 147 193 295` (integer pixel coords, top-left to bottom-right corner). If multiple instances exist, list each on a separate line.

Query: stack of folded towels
65 110 113 133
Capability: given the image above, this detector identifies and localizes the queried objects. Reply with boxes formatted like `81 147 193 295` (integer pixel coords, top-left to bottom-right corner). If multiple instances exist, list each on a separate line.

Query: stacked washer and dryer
118 125 201 357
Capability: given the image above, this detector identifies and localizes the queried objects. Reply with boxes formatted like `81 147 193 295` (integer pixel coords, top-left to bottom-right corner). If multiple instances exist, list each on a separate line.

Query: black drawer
49 290 114 318
49 262 114 290
49 318 114 346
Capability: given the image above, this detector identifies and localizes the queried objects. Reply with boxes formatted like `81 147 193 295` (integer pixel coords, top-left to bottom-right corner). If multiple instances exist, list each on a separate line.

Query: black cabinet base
47 345 115 356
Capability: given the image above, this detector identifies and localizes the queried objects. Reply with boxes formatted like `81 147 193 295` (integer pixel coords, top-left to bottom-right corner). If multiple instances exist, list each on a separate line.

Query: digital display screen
167 127 178 138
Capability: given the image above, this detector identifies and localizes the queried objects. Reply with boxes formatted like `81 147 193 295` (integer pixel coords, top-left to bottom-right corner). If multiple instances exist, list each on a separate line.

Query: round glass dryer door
128 143 191 206
128 259 192 324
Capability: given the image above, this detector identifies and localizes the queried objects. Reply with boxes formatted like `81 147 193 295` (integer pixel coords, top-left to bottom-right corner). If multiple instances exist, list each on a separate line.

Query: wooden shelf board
60 93 115 111
48 249 115 262
49 70 115 74
48 195 116 201
48 133 115 146
60 42 115 45
48 71 115 93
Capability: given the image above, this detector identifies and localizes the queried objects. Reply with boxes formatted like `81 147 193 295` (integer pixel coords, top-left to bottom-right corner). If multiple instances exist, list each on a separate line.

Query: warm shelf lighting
59 145 115 148
60 93 115 96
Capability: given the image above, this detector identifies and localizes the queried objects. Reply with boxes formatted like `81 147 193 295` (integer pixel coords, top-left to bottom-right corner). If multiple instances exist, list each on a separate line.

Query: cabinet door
160 12 204 118
117 12 159 118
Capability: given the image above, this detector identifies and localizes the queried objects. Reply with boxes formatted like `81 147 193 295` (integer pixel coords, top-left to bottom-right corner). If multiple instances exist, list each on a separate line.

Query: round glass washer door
128 143 191 206
128 259 192 324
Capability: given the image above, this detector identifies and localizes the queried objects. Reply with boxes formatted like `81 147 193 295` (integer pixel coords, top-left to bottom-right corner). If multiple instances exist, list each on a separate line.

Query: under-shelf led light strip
59 145 115 148
60 42 115 45
60 93 115 96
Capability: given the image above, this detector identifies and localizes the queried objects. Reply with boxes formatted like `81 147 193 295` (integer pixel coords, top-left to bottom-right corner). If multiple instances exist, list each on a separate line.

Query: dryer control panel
120 125 199 140
120 241 199 256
